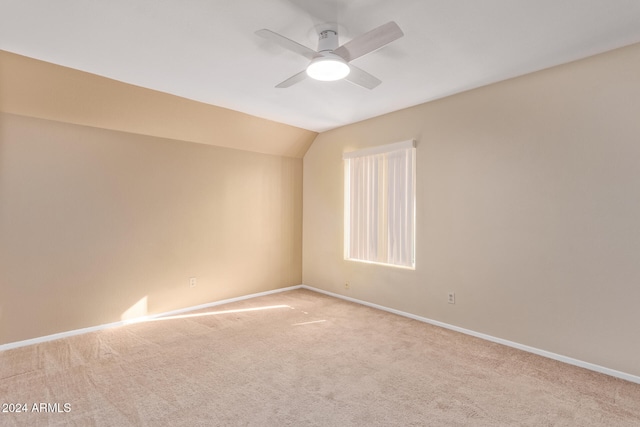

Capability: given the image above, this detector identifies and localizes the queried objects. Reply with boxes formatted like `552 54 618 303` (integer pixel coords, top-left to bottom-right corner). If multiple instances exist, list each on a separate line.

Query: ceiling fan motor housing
318 30 339 52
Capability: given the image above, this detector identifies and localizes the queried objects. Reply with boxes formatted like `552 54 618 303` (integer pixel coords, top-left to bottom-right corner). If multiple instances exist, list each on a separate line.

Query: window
343 140 415 268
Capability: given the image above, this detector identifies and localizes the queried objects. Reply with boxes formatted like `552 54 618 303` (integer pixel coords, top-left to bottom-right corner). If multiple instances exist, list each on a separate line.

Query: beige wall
303 43 640 377
0 113 302 344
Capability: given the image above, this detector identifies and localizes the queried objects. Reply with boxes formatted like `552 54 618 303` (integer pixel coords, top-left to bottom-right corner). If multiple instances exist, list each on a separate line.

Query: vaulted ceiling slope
0 51 317 158
2 1 640 134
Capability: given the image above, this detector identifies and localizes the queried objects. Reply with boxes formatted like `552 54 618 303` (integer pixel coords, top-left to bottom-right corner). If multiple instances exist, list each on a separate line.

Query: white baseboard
0 285 303 353
300 285 640 385
3 283 638 385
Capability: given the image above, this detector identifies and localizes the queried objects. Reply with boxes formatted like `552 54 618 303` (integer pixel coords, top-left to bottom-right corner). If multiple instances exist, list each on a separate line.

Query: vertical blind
343 140 415 268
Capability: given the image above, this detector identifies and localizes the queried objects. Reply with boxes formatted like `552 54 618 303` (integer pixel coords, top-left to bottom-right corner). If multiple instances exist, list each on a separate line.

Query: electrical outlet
189 277 197 288
345 283 350 290
448 292 455 304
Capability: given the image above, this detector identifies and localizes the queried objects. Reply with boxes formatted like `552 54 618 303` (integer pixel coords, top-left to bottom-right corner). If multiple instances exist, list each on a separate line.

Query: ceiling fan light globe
306 57 350 81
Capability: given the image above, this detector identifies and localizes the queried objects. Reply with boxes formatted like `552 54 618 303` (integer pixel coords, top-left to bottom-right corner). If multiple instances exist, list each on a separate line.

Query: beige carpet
1 288 639 426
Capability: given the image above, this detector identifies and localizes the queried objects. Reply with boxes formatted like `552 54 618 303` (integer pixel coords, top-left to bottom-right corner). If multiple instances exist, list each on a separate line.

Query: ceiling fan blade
334 21 404 63
344 65 381 90
255 29 317 60
275 70 308 88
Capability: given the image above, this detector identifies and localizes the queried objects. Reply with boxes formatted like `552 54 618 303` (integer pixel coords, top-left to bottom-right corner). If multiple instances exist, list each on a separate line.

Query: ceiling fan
255 21 404 89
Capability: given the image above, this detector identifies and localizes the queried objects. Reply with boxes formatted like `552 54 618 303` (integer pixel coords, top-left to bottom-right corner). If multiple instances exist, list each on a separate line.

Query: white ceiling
2 0 640 132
